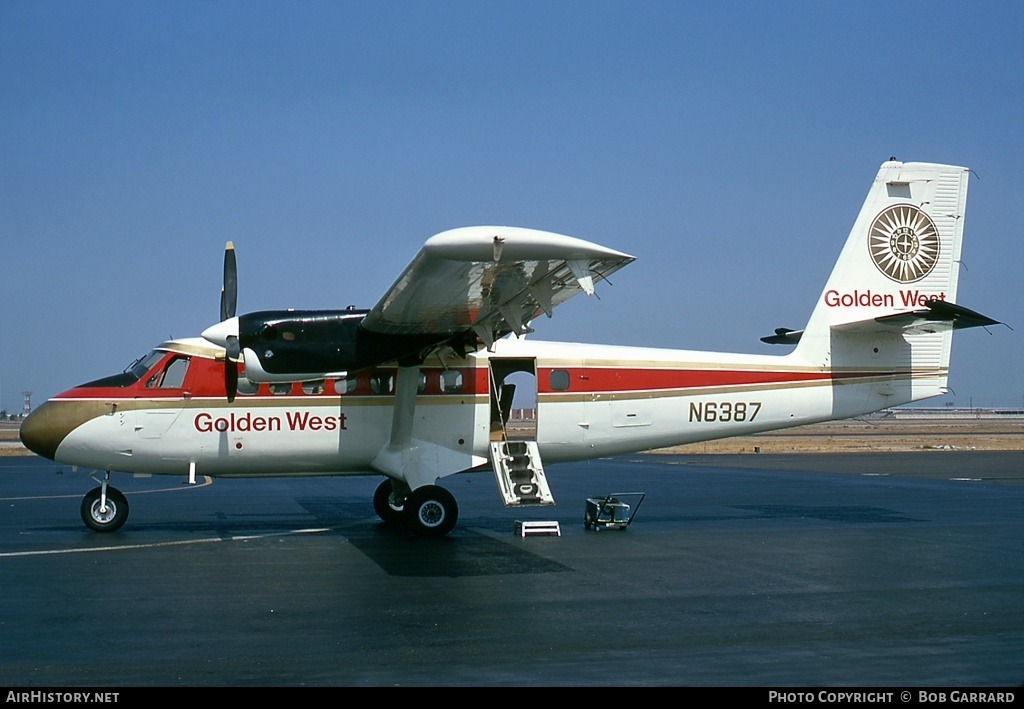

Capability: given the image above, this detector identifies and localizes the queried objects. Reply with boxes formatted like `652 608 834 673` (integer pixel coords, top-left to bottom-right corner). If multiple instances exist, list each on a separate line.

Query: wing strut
371 365 422 487
388 365 419 451
371 364 488 492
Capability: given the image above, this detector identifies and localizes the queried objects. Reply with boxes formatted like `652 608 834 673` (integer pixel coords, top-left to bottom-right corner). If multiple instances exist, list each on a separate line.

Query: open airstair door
490 440 553 506
488 358 554 506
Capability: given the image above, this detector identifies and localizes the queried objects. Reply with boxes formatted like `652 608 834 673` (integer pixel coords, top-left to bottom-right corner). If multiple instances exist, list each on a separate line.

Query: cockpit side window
146 356 191 389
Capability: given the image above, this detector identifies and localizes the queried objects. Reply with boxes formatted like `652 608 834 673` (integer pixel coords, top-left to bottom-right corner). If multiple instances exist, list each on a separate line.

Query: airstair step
489 440 555 507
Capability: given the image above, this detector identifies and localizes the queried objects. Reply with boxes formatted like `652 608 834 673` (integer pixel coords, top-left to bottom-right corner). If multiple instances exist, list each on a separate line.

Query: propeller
224 335 240 402
215 242 240 401
220 241 237 322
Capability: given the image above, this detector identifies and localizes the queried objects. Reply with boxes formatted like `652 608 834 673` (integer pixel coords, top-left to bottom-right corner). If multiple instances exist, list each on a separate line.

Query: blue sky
2 1 1022 413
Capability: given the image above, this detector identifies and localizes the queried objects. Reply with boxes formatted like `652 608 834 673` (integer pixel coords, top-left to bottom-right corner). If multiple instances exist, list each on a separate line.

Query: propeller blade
225 361 238 402
224 335 240 403
225 334 241 362
220 241 237 322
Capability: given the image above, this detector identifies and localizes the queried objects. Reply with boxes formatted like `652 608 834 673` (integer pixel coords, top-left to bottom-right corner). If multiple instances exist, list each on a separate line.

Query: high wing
362 226 635 348
204 227 634 383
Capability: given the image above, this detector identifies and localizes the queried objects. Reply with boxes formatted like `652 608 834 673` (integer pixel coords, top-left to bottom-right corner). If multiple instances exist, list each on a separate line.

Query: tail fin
791 160 988 411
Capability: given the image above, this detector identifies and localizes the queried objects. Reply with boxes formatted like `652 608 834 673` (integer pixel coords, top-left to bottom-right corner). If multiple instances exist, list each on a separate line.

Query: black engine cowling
237 309 469 379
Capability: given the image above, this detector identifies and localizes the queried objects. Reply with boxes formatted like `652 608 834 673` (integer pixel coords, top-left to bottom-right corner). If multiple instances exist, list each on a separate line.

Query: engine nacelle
236 309 466 382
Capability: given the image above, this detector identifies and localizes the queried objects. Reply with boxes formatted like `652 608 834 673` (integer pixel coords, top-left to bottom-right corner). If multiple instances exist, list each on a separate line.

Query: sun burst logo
868 204 940 283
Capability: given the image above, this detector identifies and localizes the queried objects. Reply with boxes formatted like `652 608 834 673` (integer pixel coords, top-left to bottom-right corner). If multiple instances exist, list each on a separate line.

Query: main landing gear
81 473 129 532
373 479 458 538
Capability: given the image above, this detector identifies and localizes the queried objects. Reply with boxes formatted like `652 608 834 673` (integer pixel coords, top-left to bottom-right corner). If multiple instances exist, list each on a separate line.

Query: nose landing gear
81 473 129 532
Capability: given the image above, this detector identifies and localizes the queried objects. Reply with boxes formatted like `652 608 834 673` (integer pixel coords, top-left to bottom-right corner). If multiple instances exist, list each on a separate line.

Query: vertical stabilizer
794 160 970 411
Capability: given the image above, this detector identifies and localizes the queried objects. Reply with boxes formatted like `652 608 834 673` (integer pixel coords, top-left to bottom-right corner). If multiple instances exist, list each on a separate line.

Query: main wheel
373 479 405 525
81 486 129 532
404 485 458 537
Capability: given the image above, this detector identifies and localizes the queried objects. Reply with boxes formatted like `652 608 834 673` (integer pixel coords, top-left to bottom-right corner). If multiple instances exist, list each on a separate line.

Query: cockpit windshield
77 350 168 389
125 351 165 380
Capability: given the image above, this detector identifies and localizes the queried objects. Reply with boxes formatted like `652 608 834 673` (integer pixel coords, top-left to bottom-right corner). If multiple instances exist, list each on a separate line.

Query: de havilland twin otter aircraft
21 160 1001 537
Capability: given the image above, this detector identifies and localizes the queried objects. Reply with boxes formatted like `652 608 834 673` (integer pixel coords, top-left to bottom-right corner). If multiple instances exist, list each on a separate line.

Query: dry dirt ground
653 418 1024 454
3 418 1021 457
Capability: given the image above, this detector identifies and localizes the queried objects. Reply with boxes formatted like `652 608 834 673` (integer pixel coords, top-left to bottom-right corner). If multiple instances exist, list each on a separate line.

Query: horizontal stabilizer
761 327 804 345
834 299 1002 335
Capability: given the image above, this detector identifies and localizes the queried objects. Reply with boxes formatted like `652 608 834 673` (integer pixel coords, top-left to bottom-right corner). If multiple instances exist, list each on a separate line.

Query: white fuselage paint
51 336 932 484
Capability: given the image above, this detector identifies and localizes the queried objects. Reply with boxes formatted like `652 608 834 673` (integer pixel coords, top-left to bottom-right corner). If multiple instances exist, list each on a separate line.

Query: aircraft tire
81 486 129 533
373 479 405 525
404 485 458 537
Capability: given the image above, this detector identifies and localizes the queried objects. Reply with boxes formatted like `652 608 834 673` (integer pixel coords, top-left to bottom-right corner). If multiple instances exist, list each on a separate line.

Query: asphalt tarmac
1 451 1022 687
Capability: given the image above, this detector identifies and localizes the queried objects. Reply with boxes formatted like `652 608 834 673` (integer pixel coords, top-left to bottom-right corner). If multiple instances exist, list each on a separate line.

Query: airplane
20 159 1002 537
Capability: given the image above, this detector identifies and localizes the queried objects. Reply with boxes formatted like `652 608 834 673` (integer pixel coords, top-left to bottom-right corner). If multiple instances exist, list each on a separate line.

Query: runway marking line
0 527 332 558
0 475 214 502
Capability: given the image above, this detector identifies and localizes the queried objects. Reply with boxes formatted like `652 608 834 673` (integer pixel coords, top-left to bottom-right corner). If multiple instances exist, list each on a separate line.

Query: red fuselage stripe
54 354 903 401
536 367 837 393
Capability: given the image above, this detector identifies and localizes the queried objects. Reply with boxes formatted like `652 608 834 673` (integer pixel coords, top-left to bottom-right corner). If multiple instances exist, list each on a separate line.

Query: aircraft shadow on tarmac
298 496 573 577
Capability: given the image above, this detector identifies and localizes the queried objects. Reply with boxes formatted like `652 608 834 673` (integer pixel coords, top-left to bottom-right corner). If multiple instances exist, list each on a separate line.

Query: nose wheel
81 485 129 532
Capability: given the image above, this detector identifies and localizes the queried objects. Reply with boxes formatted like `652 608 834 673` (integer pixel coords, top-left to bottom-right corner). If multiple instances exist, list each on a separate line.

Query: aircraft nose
19 401 63 456
19 400 74 461
201 316 239 349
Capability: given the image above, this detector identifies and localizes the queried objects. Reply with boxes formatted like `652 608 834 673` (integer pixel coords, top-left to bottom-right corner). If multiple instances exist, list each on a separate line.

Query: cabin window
271 382 292 395
236 375 258 396
334 375 358 394
417 371 428 393
302 380 325 395
369 372 394 394
440 369 463 393
549 369 570 391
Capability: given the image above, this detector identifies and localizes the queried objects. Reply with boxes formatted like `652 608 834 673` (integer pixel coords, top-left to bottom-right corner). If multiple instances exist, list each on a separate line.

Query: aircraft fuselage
22 334 917 481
